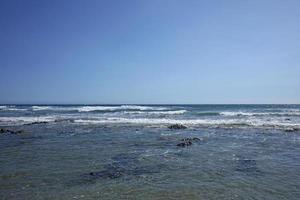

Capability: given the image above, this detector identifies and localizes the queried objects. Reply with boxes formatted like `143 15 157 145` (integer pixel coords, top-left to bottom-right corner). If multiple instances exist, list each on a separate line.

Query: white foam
123 110 187 115
6 108 27 111
220 111 300 116
0 116 55 125
73 117 300 129
1 109 300 130
0 106 27 111
77 106 118 112
119 105 167 110
0 106 7 109
32 105 119 112
220 111 254 116
32 106 53 111
77 105 168 112
30 105 168 112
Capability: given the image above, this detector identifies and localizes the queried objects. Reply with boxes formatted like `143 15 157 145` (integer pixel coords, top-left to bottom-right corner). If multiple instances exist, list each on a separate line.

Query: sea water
0 104 299 199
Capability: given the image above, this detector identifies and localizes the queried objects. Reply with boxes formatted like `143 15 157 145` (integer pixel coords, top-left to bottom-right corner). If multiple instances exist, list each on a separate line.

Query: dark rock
285 118 291 121
176 141 192 147
15 130 26 134
168 124 187 129
83 153 164 182
0 128 26 134
24 121 49 126
0 128 8 134
284 128 299 132
181 137 202 141
236 159 260 173
25 121 49 125
176 137 203 147
54 119 75 123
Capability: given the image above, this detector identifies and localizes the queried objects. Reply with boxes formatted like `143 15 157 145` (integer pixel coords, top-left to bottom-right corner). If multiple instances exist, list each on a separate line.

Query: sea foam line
73 117 300 129
0 106 27 111
0 116 55 125
123 110 187 115
220 111 300 116
30 105 168 112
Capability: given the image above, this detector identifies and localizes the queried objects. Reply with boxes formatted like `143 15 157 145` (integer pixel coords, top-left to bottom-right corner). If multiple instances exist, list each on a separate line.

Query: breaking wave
123 110 187 115
32 106 54 111
2 106 299 117
0 116 55 125
29 105 168 112
220 111 300 117
77 105 167 112
73 117 300 130
0 106 27 111
0 106 7 109
1 115 299 131
1 105 300 131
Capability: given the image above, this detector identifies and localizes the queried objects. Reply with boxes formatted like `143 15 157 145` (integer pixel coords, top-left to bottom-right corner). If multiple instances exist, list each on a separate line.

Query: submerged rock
236 159 260 173
87 164 162 181
168 124 187 130
84 153 163 182
25 121 49 126
89 167 125 179
14 130 26 134
284 127 300 132
176 137 202 147
181 137 202 142
0 128 25 134
0 128 8 134
54 119 75 123
176 141 192 147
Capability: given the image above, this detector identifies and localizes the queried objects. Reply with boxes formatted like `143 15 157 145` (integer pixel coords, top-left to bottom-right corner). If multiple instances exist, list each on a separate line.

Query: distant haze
0 0 299 104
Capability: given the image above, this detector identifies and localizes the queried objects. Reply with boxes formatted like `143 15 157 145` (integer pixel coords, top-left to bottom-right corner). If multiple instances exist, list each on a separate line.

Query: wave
77 105 168 112
77 106 118 112
73 117 300 130
194 111 220 116
32 106 53 111
220 111 300 117
220 111 254 116
123 110 187 115
1 115 299 130
118 105 167 111
0 116 55 125
30 105 168 112
0 106 27 111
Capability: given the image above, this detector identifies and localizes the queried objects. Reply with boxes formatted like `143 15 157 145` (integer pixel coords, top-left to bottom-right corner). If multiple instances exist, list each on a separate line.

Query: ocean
0 104 299 199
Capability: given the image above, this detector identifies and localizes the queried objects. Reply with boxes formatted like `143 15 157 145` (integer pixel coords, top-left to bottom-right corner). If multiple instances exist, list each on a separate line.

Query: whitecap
220 111 300 117
77 106 118 112
119 105 167 111
0 106 27 111
123 110 187 115
73 117 300 130
0 106 7 110
29 105 169 112
0 116 55 125
32 106 53 111
77 105 168 112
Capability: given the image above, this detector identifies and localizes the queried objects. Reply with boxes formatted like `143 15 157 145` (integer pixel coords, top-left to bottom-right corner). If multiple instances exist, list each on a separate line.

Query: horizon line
1 103 300 105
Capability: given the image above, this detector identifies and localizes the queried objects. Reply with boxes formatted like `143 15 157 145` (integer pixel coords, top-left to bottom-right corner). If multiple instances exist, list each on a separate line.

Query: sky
0 0 299 104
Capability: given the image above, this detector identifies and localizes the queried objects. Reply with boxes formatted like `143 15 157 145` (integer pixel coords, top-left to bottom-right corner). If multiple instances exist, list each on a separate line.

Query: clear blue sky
0 0 299 104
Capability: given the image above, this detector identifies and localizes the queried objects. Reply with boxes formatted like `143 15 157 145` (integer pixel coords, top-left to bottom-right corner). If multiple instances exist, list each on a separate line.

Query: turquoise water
0 105 300 199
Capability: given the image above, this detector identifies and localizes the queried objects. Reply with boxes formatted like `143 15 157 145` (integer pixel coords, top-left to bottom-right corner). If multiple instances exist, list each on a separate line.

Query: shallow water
0 105 300 199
